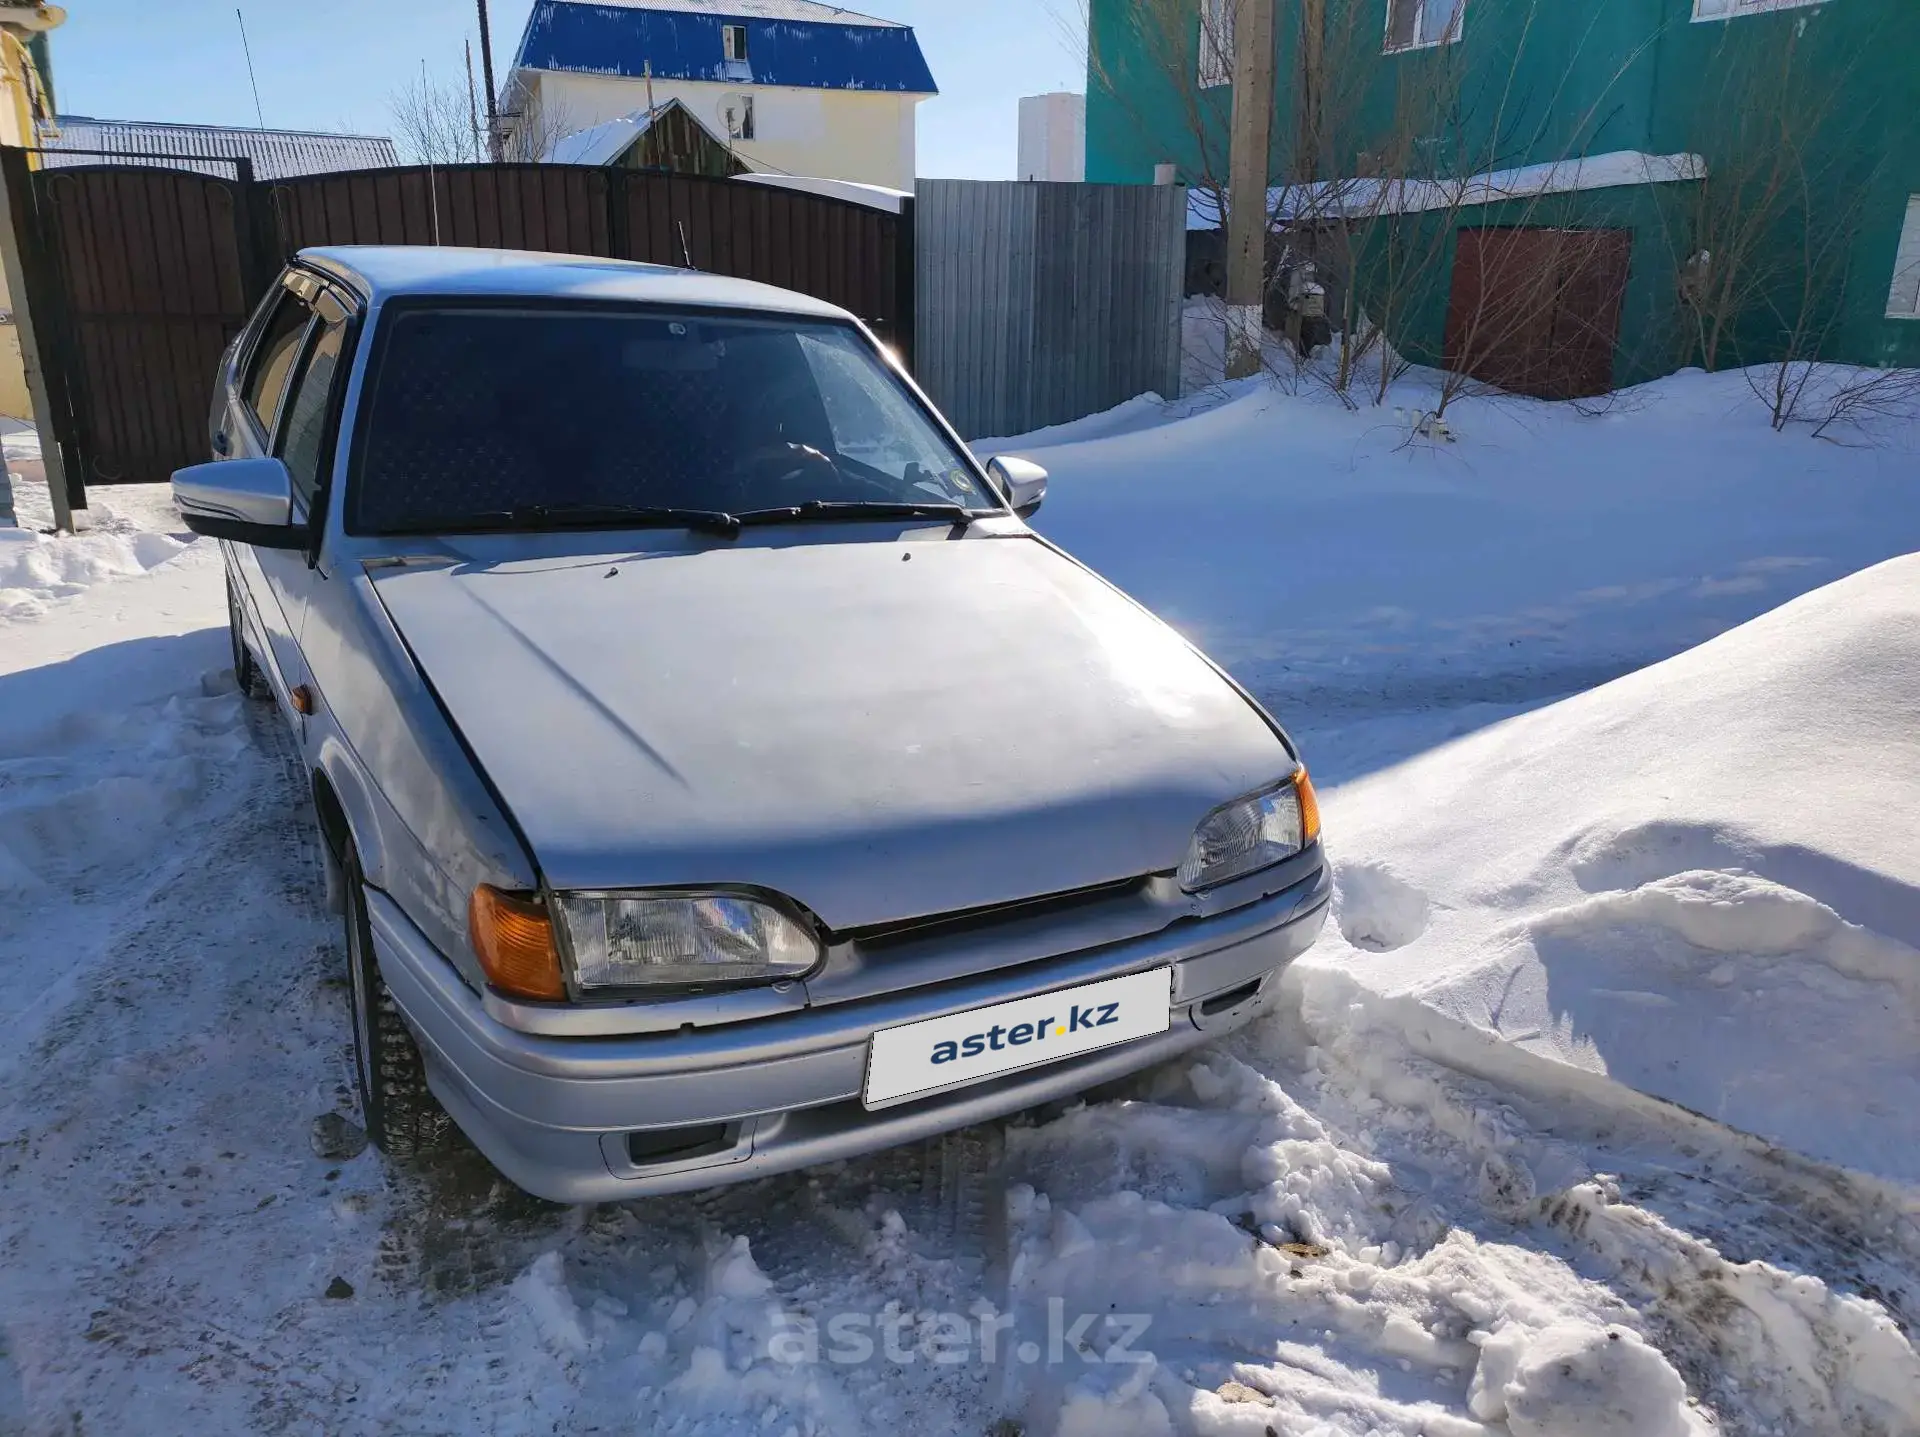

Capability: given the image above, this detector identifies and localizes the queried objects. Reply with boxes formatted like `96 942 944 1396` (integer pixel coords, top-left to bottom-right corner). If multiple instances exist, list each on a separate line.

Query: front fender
313 731 389 887
301 564 539 988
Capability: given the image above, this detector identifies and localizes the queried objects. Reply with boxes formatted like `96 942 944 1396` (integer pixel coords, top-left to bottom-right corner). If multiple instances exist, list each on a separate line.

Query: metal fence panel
915 179 1184 441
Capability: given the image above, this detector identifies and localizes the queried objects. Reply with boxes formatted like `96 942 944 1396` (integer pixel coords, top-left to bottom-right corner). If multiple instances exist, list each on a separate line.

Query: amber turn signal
1295 768 1322 846
469 886 567 1001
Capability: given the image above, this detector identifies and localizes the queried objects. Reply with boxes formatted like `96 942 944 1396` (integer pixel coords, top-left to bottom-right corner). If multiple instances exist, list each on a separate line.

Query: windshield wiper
402 503 743 537
732 500 981 529
511 503 743 536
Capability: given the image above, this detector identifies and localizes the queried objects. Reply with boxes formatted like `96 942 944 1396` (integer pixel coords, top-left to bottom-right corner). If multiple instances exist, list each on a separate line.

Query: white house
1017 93 1085 183
505 0 937 190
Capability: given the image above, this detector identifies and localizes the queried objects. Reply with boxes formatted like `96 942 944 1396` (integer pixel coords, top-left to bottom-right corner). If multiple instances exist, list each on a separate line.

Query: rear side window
277 314 349 510
243 292 311 437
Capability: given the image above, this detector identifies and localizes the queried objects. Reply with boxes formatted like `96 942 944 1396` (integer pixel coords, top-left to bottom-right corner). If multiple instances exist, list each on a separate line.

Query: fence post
894 192 916 375
606 166 631 260
231 157 281 309
0 145 77 528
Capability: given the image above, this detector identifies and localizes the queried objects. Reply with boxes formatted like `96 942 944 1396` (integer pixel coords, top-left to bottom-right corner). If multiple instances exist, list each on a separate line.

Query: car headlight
552 891 821 991
1177 770 1321 892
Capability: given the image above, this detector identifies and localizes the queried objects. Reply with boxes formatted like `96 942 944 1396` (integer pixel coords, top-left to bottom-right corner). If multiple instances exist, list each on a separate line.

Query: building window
1385 0 1465 52
1197 0 1233 89
723 23 749 61
1692 0 1827 20
1889 196 1920 320
725 95 756 142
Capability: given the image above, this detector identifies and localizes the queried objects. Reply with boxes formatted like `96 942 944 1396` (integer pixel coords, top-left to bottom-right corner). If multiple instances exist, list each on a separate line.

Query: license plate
863 968 1173 1108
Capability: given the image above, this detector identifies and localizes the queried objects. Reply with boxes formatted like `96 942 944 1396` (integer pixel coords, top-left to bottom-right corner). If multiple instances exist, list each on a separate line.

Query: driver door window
243 291 313 441
276 310 349 516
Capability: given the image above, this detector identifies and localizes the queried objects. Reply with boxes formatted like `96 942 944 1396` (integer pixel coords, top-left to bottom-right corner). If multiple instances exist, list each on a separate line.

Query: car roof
297 245 857 323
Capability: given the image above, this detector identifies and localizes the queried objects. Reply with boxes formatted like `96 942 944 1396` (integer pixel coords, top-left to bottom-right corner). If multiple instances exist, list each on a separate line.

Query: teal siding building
1087 0 1920 387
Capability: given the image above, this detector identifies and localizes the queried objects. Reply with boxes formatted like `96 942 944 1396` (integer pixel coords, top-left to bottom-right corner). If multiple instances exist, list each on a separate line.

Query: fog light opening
1199 977 1265 1019
625 1123 735 1167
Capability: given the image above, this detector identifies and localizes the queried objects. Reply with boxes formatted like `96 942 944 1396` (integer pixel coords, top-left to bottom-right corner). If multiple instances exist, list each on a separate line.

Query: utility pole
465 38 483 162
475 0 501 161
1225 0 1277 379
1298 0 1325 182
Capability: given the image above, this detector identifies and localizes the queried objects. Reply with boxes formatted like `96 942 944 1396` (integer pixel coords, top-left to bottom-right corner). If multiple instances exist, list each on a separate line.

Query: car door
256 287 356 740
225 280 316 716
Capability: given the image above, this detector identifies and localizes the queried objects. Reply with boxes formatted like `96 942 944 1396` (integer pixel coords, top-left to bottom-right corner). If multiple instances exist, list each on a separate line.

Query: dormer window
723 24 749 62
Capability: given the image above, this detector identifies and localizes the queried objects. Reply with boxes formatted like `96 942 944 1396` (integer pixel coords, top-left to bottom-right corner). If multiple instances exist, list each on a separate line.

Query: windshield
349 305 994 534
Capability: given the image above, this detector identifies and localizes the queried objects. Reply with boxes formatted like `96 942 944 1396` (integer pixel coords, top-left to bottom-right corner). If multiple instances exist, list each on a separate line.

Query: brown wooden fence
0 151 915 499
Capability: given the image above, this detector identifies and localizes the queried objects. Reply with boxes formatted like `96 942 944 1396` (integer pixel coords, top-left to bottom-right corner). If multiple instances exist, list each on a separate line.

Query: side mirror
172 457 306 549
985 456 1049 518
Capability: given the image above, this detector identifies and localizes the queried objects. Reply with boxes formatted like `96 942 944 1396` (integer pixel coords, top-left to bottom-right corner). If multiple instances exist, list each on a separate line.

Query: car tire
227 571 271 701
343 846 455 1160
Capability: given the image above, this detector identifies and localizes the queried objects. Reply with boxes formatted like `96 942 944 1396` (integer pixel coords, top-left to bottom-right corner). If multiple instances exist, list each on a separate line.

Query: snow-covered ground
2 361 1918 1436
1299 556 1920 1191
990 335 1920 782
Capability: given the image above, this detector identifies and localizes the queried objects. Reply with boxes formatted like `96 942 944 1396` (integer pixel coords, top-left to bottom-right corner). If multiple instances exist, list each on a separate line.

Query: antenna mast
235 9 266 129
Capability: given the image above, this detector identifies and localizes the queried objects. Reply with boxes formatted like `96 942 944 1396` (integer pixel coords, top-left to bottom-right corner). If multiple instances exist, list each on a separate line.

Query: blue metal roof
513 0 938 95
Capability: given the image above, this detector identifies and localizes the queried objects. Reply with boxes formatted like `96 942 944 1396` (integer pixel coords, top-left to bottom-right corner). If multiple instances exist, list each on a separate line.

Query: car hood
369 532 1290 931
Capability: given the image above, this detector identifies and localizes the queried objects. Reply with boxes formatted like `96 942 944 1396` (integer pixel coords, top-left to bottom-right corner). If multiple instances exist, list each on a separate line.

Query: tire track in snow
1279 1015 1920 1435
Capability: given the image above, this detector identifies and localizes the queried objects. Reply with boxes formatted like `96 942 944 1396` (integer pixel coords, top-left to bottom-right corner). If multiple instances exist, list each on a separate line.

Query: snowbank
0 478 191 621
1185 151 1708 229
999 360 1920 755
1299 554 1920 1189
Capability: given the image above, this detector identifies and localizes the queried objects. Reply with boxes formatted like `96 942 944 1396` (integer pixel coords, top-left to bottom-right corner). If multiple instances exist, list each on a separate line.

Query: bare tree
389 70 483 165
1666 23 1862 379
390 67 575 166
495 75 579 163
1656 17 1914 434
1086 0 1236 224
1089 0 1665 415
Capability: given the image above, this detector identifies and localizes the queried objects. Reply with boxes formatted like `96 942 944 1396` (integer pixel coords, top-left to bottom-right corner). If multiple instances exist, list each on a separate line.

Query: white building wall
1016 93 1085 183
529 70 923 189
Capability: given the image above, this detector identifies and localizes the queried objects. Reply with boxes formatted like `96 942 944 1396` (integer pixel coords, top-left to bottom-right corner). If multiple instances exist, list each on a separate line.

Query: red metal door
1444 227 1632 400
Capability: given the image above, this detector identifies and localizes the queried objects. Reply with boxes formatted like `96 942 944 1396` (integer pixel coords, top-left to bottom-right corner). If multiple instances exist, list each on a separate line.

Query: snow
2 352 1920 1437
563 0 910 27
733 171 913 214
1186 151 1709 229
992 324 1920 761
1476 1322 1702 1437
1295 555 1920 1189
545 106 671 166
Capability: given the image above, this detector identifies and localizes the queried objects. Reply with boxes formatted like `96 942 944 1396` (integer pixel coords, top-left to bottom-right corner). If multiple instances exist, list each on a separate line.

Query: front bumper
365 862 1330 1203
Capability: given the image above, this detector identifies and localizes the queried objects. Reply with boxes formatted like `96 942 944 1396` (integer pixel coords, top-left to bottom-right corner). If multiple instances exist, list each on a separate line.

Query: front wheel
343 847 455 1159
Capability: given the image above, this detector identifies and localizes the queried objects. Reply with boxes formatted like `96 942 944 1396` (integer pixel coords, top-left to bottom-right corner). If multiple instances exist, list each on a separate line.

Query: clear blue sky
45 0 1086 179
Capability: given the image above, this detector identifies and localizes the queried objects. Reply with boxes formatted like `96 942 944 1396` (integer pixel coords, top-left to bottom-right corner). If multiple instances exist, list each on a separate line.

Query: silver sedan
172 246 1329 1203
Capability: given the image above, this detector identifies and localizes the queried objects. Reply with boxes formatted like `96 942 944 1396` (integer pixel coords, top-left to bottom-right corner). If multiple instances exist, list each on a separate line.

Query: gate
1 152 914 498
